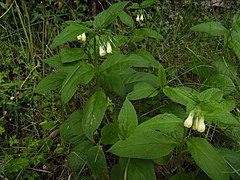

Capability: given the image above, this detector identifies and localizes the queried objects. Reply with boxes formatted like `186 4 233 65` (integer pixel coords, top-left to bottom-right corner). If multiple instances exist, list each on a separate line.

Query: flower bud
99 45 106 57
136 14 140 22
81 32 86 42
197 116 206 133
184 111 194 128
140 14 144 21
106 42 112 54
77 34 82 41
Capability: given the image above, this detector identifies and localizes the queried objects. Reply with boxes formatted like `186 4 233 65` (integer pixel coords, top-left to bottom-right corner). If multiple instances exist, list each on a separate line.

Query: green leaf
82 90 107 142
213 54 238 79
190 22 228 36
134 113 184 141
111 164 124 180
60 111 84 144
93 2 129 29
109 131 178 159
101 123 119 145
119 11 134 27
100 71 126 97
51 24 91 48
127 82 158 100
68 139 93 172
218 148 240 178
35 71 66 94
204 74 236 95
133 28 164 40
160 103 186 119
86 146 108 179
122 70 160 89
187 137 230 180
118 98 138 139
203 110 238 125
61 62 94 103
4 158 29 173
120 158 156 180
163 86 196 106
197 88 223 103
228 40 240 61
43 55 62 68
158 64 166 87
59 48 87 63
140 0 157 8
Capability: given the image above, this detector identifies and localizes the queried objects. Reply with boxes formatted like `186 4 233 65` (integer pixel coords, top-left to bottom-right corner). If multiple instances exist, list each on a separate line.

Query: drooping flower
81 32 86 42
136 14 140 22
184 110 194 128
99 45 106 57
192 116 199 131
196 116 206 133
106 41 112 54
77 34 82 41
140 14 144 21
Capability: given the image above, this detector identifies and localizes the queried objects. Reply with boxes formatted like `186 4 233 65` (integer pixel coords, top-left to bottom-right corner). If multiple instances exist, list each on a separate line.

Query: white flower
77 34 82 41
197 116 206 133
106 42 112 54
136 14 140 22
10 97 14 100
81 32 86 42
184 111 194 128
192 116 198 130
140 14 144 21
99 45 106 57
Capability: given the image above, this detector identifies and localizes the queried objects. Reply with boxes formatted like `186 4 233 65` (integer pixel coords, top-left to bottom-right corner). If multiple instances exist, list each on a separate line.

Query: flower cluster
136 14 144 22
99 41 112 57
184 109 206 133
77 32 86 42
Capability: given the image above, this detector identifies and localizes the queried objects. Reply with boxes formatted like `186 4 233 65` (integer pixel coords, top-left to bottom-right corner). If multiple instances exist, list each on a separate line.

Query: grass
0 0 239 179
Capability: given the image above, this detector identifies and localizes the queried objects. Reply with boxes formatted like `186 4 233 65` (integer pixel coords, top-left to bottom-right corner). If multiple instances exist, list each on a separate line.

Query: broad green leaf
133 28 164 40
51 24 91 48
140 0 158 8
122 71 160 88
118 98 138 139
100 51 159 73
203 110 238 125
60 111 84 144
93 2 129 29
111 164 124 180
127 82 158 100
134 113 184 141
163 86 196 106
35 71 66 94
160 103 186 119
59 48 87 63
120 158 156 180
228 40 240 61
109 131 178 159
100 71 126 97
197 88 223 103
61 62 94 103
232 11 240 30
187 137 230 180
119 11 134 27
170 172 195 180
213 54 237 79
204 74 236 95
68 139 93 172
220 99 236 111
218 148 240 178
82 90 107 142
187 57 214 80
43 55 62 68
158 64 166 87
101 123 119 145
86 146 108 179
190 22 228 36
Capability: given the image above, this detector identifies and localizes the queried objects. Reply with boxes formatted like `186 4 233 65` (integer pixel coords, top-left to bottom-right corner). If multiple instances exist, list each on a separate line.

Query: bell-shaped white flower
136 14 140 22
184 111 194 128
197 116 206 133
81 32 86 42
106 42 112 54
192 116 198 130
77 34 82 41
140 14 144 21
99 45 106 57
